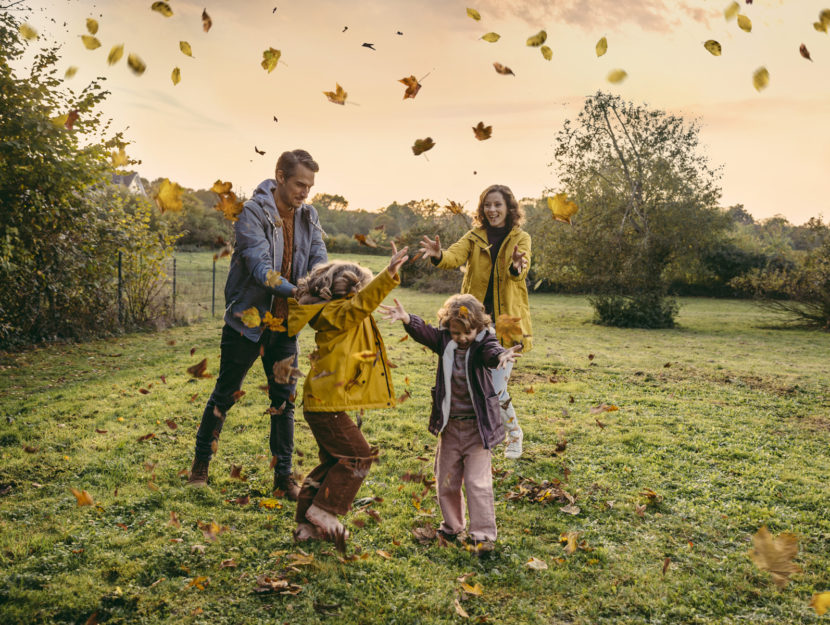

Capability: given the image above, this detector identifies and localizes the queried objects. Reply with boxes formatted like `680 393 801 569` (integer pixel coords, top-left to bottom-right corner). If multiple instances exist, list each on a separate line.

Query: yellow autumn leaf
737 14 752 32
240 307 261 329
748 526 801 587
703 40 722 56
810 592 830 616
541 45 552 61
261 47 281 73
259 498 282 509
212 180 233 194
607 69 627 84
65 66 78 78
495 314 523 345
81 35 101 50
151 1 173 17
107 44 124 66
111 148 128 168
525 557 548 570
323 83 347 105
127 53 146 75
526 30 547 47
265 270 282 288
596 36 608 57
481 32 500 42
753 67 769 92
262 312 286 332
50 114 69 128
461 582 483 596
179 41 193 57
19 23 38 40
154 178 183 213
466 7 481 20
547 193 579 224
171 67 181 85
70 488 94 506
821 9 830 28
86 18 98 35
214 190 244 222
724 1 739 20
815 21 827 34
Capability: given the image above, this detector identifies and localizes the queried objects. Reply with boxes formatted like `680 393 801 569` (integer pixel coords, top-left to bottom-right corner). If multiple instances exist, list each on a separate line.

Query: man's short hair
276 149 319 180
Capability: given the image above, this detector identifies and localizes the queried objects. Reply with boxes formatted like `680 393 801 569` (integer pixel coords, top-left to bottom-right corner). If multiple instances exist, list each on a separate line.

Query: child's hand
511 244 528 274
497 345 523 369
387 242 409 277
419 235 442 260
378 298 411 325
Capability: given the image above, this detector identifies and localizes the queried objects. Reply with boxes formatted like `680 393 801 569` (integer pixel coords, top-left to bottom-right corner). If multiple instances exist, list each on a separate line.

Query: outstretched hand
511 244 528 273
378 298 410 325
497 344 523 369
387 242 409 277
419 235 442 260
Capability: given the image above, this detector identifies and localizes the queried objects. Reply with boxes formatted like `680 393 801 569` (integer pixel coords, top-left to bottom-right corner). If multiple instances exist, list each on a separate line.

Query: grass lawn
1 284 829 624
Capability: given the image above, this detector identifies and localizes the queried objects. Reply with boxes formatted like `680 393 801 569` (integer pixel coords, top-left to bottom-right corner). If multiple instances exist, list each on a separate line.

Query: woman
419 184 532 459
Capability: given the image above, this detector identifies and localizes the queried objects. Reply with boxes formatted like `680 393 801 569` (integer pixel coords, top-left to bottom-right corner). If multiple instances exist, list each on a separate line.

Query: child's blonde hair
295 260 373 302
436 294 491 333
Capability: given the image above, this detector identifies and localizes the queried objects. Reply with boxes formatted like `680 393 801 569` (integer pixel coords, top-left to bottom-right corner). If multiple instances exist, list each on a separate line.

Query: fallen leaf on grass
525 557 548 570
594 419 606 429
662 556 671 576
590 403 618 414
228 495 250 506
412 526 436 544
749 526 801 588
186 576 209 590
168 510 180 527
229 464 246 480
70 488 94 506
376 549 392 559
22 445 38 453
259 498 282 509
220 559 237 568
462 582 483 596
138 432 156 441
634 504 647 517
560 503 580 515
810 592 830 616
198 520 228 542
454 598 469 618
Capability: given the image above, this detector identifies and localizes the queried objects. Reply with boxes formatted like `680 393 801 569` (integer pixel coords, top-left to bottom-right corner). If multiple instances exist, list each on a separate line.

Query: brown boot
186 457 210 488
273 472 300 501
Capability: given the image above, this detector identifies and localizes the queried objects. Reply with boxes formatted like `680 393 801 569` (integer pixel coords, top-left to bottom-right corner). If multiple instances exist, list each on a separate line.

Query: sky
11 0 830 223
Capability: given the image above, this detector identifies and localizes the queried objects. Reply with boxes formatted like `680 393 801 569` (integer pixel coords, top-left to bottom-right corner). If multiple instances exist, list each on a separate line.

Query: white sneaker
504 429 523 459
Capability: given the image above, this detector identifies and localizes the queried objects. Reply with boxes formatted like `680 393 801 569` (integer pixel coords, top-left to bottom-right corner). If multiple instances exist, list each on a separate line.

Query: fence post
172 257 177 319
211 260 216 317
117 251 123 326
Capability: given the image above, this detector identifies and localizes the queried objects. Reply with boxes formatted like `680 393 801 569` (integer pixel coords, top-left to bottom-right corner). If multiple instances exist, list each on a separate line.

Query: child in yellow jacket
286 244 409 544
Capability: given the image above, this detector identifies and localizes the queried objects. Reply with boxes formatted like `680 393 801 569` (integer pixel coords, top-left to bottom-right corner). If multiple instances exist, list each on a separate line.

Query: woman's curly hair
436 294 491 333
295 261 373 303
474 184 525 229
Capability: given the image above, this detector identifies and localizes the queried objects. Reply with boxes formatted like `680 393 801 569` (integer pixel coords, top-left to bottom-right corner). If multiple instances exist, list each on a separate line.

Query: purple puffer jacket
404 314 506 450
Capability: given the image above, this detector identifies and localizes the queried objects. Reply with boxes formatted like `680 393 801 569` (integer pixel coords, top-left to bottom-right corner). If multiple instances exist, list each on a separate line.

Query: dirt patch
510 370 562 386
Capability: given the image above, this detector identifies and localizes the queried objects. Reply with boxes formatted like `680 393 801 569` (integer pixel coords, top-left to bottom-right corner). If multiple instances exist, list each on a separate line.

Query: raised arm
419 233 474 270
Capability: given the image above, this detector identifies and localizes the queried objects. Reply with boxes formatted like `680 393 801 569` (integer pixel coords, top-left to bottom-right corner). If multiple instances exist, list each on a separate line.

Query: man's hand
378 298 410 325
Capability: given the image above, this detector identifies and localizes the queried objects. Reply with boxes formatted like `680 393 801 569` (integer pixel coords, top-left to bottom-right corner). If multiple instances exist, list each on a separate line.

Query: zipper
463 344 488 448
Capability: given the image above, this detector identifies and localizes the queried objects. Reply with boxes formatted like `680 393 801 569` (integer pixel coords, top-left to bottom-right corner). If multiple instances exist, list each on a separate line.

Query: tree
536 91 728 327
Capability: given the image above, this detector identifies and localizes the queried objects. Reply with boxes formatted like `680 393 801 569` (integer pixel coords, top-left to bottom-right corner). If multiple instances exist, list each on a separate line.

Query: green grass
1 289 829 624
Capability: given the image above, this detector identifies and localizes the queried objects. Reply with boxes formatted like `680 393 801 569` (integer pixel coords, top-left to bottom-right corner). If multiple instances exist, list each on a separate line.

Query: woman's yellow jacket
287 269 399 412
436 226 533 352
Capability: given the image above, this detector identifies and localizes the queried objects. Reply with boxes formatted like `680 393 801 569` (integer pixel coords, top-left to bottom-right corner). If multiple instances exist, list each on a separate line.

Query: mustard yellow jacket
437 227 533 351
287 269 399 412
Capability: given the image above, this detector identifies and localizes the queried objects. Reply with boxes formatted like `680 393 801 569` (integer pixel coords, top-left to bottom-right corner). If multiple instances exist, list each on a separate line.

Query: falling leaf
353 233 378 248
815 21 828 33
634 503 646 517
822 9 830 28
65 66 78 78
445 200 466 215
704 40 722 56
466 7 481 20
547 193 579 224
495 314 523 345
51 114 69 128
596 36 608 57
493 62 514 76
540 45 553 60
737 14 752 32
107 44 124 66
180 41 193 57
753 67 769 92
64 110 80 130
240 307 261 328
70 488 94 506
525 557 548 570
273 355 304 385
171 67 181 85
154 178 183 213
526 30 547 47
19 24 38 40
84 18 99 35
258 47 281 73
454 598 469 618
724 1 740 20
151 1 173 17
411 137 435 155
810 592 830 616
590 403 619 414
799 44 812 61
607 69 627 84
749 526 801 587
202 9 212 32
481 32 500 42
81 35 101 50
472 121 492 141
263 312 286 332
127 53 147 75
398 75 422 99
323 83 347 105
213 184 244 222
397 389 412 404
187 358 210 378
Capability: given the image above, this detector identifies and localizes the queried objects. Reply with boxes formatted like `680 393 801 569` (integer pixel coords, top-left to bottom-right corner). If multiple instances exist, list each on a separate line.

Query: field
1 264 829 624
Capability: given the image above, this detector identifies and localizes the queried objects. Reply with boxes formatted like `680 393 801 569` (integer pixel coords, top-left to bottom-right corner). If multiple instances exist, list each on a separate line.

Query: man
187 149 328 500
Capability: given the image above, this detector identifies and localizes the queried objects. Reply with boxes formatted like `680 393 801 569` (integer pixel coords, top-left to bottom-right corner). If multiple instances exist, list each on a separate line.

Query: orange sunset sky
15 0 830 223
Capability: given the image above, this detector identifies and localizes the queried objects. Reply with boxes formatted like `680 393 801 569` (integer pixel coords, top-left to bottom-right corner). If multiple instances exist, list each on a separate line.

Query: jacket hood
251 179 278 209
286 298 327 336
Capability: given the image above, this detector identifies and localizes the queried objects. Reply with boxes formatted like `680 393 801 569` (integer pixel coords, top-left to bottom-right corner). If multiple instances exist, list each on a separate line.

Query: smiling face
448 319 477 349
482 190 508 228
275 163 315 210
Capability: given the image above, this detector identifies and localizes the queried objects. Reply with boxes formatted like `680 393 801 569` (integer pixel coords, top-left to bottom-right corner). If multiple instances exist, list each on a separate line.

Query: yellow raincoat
287 269 399 412
437 226 533 351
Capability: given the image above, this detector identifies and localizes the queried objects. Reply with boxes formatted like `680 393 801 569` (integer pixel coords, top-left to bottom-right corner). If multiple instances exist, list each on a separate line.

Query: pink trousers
435 418 497 542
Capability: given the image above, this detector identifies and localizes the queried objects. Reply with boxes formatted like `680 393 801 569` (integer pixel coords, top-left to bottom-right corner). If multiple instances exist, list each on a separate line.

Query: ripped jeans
295 410 378 521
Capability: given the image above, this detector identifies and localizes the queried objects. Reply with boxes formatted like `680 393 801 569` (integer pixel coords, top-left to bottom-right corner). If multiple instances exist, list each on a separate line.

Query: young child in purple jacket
380 294 521 551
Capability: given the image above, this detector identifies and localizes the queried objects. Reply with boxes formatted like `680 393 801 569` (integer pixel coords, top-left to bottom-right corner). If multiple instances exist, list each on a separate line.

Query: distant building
111 172 147 197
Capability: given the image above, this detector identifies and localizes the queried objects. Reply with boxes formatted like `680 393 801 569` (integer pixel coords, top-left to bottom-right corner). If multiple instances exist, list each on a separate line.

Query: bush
590 293 679 329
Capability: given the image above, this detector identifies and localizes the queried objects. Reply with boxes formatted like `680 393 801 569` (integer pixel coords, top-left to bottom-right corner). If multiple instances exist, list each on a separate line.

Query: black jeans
194 324 299 475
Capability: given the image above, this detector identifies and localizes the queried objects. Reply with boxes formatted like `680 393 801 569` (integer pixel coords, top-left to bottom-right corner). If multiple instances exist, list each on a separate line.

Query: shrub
590 294 679 329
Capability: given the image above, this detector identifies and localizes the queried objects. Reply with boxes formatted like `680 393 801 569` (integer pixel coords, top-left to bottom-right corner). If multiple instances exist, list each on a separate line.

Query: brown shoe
273 472 300 501
187 457 210 488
